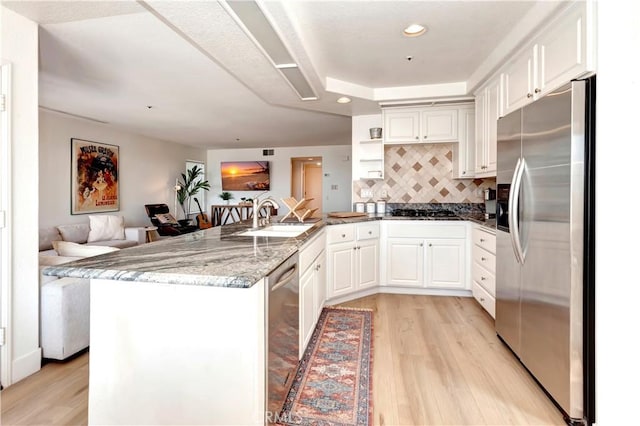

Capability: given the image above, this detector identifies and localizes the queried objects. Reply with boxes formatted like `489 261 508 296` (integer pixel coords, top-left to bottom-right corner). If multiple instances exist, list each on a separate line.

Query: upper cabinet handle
415 136 419 140
527 93 533 98
534 88 541 94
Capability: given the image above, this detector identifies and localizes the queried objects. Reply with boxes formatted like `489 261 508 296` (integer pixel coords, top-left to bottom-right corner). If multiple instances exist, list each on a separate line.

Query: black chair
144 204 198 236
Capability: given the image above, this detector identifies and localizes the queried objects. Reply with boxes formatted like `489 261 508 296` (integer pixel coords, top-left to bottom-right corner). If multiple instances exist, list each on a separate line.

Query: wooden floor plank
1 294 565 425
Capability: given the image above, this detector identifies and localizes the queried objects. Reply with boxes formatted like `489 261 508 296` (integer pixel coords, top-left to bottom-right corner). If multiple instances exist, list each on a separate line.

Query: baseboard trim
12 347 42 384
325 286 472 306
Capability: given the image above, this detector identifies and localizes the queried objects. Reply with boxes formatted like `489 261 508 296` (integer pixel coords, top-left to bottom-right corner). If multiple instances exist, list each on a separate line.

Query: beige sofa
39 222 144 360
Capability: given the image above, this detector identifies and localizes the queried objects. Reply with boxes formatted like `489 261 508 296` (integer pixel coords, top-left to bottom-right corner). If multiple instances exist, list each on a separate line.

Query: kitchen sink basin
238 224 314 238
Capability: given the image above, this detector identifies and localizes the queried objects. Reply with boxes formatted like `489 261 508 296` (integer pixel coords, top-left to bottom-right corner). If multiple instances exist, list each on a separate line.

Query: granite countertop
42 219 325 289
43 211 497 289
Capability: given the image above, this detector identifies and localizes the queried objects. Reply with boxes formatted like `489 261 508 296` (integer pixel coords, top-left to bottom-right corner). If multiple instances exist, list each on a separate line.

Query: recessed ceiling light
403 24 426 37
316 162 322 166
337 96 352 104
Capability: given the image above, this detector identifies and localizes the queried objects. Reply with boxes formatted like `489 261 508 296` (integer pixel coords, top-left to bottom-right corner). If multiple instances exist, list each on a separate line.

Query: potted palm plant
176 165 210 225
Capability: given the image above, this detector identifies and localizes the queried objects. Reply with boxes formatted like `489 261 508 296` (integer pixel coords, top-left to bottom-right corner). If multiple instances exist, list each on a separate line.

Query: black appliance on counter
390 209 459 218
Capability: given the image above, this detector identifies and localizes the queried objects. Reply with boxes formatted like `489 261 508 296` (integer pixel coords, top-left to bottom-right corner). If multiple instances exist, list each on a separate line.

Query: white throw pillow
87 215 125 242
52 241 120 258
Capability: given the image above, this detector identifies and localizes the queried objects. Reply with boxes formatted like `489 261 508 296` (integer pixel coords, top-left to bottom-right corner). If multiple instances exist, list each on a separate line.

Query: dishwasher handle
271 265 297 292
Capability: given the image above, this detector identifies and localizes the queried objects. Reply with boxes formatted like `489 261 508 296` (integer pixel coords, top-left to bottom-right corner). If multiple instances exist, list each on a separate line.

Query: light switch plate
361 189 373 198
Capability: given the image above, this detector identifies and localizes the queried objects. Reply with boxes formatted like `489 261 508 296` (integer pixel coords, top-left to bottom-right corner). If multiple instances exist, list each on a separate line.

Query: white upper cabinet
420 108 458 142
452 105 475 179
384 106 458 144
502 1 594 116
536 3 590 96
503 46 536 114
474 76 500 177
383 110 421 143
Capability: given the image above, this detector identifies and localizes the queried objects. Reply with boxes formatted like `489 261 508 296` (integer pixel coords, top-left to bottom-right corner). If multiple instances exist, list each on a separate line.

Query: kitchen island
43 219 325 426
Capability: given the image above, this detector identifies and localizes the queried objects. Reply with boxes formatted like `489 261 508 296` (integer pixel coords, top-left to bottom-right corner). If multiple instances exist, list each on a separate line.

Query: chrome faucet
253 196 280 229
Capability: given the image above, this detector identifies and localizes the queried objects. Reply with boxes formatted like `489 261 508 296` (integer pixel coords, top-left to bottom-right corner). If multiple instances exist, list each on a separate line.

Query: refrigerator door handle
510 158 527 264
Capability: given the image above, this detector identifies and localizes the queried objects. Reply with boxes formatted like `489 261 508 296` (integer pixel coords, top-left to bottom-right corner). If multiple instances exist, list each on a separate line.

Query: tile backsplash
353 143 495 203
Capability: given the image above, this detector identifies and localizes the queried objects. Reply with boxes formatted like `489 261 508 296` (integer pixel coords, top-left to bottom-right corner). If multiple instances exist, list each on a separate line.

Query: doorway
291 157 322 217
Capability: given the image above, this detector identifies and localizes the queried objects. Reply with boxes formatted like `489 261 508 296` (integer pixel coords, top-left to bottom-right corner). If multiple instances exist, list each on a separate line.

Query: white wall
1 6 41 385
595 1 640 423
206 145 352 214
39 109 206 228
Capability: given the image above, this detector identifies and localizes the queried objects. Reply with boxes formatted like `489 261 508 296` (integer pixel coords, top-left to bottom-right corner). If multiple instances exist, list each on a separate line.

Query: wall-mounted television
221 161 270 191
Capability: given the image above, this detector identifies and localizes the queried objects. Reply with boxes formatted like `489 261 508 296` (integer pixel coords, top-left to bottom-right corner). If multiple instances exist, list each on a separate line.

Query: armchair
144 204 198 236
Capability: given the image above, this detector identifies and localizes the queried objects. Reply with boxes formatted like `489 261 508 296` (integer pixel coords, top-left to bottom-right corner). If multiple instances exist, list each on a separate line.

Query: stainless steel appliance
266 254 299 420
496 77 595 425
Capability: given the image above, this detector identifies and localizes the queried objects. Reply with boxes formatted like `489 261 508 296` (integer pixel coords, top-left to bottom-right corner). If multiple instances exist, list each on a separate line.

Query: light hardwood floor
1 294 565 425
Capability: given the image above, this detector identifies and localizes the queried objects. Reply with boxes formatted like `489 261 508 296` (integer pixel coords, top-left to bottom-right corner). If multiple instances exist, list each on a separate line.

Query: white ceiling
3 0 554 150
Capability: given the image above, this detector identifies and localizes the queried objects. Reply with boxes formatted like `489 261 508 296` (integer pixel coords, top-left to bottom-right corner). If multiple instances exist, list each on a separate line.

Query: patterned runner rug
279 307 373 425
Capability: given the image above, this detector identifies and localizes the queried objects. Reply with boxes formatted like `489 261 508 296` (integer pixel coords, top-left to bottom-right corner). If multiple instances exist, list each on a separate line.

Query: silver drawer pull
341 234 346 238
480 297 485 302
480 238 485 242
481 257 486 261
368 231 372 234
481 276 486 281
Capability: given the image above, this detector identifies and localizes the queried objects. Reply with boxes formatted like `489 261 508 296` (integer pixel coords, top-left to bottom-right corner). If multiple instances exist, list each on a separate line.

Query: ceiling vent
222 1 318 101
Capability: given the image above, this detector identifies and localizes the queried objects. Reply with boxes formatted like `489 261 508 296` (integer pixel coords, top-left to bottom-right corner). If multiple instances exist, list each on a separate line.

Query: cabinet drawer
472 227 496 254
299 230 326 273
472 281 495 318
472 245 496 275
472 261 496 296
357 222 379 240
326 224 355 244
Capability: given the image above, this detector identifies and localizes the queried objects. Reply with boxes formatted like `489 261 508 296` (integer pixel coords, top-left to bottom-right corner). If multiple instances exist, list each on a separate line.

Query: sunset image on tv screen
220 161 270 191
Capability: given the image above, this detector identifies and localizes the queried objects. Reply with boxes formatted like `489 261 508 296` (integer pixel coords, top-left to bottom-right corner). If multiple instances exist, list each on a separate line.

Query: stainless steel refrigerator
495 77 595 425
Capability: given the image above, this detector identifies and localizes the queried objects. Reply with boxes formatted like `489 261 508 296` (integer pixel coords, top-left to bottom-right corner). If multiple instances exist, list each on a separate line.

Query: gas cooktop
390 209 460 218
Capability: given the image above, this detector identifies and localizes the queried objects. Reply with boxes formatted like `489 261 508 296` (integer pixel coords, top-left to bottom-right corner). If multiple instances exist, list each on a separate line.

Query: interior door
303 163 322 216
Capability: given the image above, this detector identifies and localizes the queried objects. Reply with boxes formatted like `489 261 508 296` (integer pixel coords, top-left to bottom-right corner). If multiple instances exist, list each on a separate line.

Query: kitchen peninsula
43 208 493 425
44 219 323 425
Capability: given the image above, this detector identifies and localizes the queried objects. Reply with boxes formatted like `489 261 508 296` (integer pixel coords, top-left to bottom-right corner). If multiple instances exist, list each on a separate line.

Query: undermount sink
238 224 314 238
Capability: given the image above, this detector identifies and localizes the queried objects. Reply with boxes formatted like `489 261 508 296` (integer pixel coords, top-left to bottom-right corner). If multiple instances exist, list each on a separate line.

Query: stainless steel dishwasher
266 253 299 418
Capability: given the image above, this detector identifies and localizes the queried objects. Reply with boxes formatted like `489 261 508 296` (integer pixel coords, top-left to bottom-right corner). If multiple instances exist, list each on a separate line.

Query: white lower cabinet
426 238 466 289
385 221 468 290
386 238 424 287
299 231 326 355
471 225 496 318
326 222 380 300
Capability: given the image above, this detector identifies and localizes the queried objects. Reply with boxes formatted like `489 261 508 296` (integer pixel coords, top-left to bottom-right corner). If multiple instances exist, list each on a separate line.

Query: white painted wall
1 6 41 384
206 145 352 214
595 1 640 424
39 109 206 229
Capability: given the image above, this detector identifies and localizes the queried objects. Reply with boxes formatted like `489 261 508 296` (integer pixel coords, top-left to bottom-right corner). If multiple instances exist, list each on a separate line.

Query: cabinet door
384 110 420 143
421 108 458 142
357 238 379 289
503 46 535 116
485 78 500 175
452 106 475 179
425 238 466 289
315 251 326 322
536 3 587 97
300 265 316 352
386 238 424 287
326 242 356 298
474 90 487 175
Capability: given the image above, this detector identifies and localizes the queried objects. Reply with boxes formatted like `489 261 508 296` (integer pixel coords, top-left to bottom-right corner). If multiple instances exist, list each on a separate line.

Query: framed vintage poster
71 138 120 214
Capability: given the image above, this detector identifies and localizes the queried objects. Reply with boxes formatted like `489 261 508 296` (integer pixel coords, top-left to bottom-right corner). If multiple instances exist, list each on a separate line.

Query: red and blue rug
279 307 373 425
